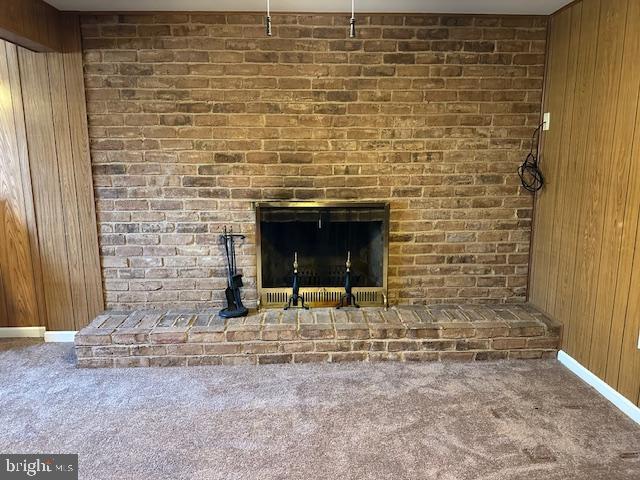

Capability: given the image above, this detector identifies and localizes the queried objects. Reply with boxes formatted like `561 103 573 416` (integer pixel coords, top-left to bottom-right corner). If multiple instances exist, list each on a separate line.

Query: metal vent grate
261 287 384 309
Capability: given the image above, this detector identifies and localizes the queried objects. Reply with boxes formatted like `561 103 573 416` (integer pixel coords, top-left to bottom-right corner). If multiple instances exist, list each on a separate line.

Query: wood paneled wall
0 16 103 331
530 0 640 406
0 0 63 52
0 40 42 327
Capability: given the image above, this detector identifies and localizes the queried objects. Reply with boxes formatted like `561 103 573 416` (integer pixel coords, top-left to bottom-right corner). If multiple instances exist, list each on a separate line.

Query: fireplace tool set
218 226 249 319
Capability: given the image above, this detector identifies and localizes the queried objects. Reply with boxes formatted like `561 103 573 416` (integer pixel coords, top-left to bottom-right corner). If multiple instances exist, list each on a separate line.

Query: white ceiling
45 0 572 15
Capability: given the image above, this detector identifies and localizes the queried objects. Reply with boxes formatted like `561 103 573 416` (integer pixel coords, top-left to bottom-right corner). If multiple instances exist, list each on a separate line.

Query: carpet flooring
0 339 638 480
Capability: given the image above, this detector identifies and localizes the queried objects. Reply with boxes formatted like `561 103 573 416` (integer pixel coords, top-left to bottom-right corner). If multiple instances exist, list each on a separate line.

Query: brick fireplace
83 13 546 310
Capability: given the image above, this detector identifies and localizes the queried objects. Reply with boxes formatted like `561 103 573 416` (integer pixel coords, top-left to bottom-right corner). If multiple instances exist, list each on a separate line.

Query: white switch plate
543 112 550 130
637 330 640 350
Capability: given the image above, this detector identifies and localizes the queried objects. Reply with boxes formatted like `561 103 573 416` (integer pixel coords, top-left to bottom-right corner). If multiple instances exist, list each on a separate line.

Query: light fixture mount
349 0 356 38
265 0 272 36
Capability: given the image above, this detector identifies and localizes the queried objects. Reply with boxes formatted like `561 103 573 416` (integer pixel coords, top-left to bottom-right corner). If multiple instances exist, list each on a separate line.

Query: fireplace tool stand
337 251 360 309
284 252 309 310
219 226 248 318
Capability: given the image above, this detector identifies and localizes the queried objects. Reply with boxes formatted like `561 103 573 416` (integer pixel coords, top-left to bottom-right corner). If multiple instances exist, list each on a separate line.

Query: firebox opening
256 202 389 308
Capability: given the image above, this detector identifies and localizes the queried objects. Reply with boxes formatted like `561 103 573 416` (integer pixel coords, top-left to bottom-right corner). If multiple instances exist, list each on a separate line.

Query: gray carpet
0 339 638 480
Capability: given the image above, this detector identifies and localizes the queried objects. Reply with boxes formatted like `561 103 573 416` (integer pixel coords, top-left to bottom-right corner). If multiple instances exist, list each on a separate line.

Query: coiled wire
518 123 545 193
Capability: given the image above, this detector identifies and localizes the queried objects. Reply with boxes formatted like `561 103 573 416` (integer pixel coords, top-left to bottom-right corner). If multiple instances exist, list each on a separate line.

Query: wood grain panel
0 0 63 52
0 19 102 332
18 47 75 331
549 3 586 348
618 215 640 402
0 40 39 327
548 4 582 320
46 51 89 328
552 0 601 356
589 0 640 378
606 78 640 388
60 15 104 322
568 0 627 365
5 41 48 327
528 15 554 306
0 199 7 326
528 9 571 309
531 0 640 406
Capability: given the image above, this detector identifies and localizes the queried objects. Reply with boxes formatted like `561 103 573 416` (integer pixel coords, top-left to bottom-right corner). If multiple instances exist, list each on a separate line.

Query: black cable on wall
518 123 545 193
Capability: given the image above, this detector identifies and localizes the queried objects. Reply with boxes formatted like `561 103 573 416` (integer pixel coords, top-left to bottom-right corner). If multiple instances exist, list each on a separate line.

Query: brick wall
81 13 547 309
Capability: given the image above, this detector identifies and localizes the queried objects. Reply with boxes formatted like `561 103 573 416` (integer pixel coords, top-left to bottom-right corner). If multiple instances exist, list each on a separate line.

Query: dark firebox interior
259 206 386 288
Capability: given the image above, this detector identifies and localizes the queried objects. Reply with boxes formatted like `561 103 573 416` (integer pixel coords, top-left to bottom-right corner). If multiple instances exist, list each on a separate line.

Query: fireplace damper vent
256 202 389 309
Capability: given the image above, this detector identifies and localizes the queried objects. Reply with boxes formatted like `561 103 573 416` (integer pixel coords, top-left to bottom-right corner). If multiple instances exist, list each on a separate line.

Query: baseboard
0 327 76 342
44 331 77 343
0 326 45 338
558 350 640 425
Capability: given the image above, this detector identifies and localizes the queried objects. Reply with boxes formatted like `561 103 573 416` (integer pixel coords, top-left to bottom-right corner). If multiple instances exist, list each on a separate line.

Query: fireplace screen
256 202 389 308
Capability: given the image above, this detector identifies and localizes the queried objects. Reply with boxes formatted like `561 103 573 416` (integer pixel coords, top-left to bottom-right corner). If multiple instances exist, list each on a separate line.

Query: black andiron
337 251 360 309
284 252 308 310
218 226 248 318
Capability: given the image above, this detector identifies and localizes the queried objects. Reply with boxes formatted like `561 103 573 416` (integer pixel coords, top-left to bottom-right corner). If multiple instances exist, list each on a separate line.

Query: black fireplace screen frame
255 201 390 309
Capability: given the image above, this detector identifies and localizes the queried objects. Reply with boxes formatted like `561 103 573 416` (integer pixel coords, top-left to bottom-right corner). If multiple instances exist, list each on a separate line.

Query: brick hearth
75 304 560 367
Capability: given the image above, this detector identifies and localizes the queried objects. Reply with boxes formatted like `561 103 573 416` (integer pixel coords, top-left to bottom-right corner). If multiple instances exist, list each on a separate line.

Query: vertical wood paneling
528 9 571 309
550 3 586 347
606 73 640 388
60 15 104 320
0 41 39 327
531 0 640 406
9 16 104 331
553 0 601 356
568 0 627 365
18 47 76 331
590 0 640 377
47 51 89 328
618 219 640 402
5 42 48 327
0 199 6 326
547 4 582 318
0 16 104 331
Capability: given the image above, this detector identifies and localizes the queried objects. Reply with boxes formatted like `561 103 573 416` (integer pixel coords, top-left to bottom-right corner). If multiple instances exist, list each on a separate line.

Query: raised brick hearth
75 304 560 367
